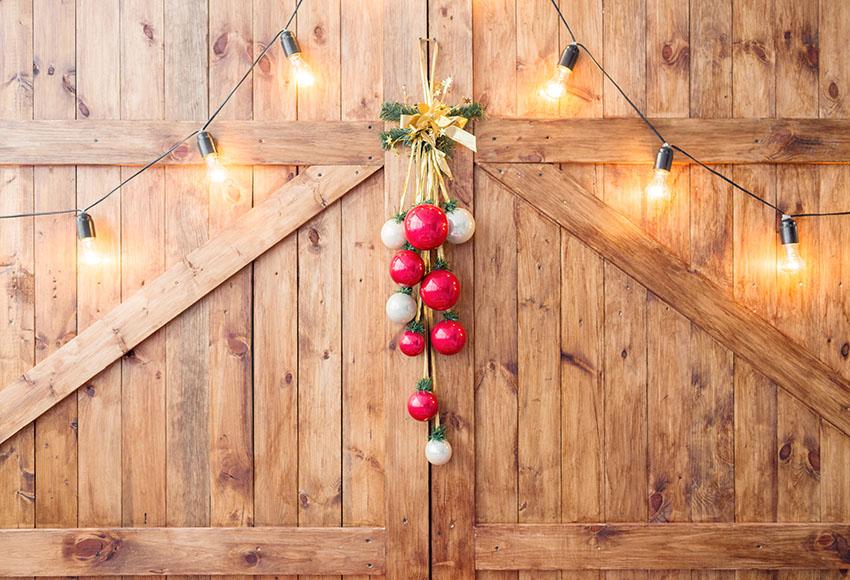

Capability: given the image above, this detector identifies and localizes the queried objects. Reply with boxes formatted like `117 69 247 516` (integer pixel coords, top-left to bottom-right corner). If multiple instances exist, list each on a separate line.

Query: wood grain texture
428 2 475 579
381 2 429 579
0 165 379 446
0 527 385 576
474 118 850 164
474 524 850 570
0 120 382 165
478 163 850 439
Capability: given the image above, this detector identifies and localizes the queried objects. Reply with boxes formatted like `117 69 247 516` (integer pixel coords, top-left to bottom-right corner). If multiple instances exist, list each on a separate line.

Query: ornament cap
416 377 433 392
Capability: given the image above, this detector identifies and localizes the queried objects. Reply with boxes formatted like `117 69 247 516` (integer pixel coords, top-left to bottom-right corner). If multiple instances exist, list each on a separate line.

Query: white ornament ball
381 219 407 249
386 292 417 324
425 438 453 465
446 208 476 244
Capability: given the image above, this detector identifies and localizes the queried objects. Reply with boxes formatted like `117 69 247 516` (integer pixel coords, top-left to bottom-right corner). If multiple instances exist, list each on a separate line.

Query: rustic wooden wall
0 0 848 579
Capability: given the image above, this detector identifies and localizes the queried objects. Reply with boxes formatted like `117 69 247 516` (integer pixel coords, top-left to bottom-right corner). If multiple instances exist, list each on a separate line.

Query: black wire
548 0 577 43
575 42 667 145
0 0 306 221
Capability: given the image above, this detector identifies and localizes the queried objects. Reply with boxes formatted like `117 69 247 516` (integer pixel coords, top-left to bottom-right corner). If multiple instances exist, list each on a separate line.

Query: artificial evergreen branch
393 210 407 222
443 310 459 321
442 199 458 213
448 102 484 120
433 257 450 271
398 286 413 295
406 320 425 334
430 423 447 441
380 101 418 121
416 377 434 392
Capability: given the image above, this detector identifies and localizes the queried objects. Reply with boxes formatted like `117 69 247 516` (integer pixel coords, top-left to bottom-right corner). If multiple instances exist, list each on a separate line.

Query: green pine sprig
441 199 458 213
406 320 425 335
380 101 418 121
416 377 434 392
448 102 484 120
433 257 450 271
393 210 407 223
429 423 447 441
397 286 413 295
443 310 459 321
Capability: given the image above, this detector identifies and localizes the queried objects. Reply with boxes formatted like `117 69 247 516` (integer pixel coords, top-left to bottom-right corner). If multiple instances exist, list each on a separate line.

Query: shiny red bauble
389 250 425 286
398 330 426 357
431 319 467 355
404 204 448 250
419 269 461 311
407 389 439 421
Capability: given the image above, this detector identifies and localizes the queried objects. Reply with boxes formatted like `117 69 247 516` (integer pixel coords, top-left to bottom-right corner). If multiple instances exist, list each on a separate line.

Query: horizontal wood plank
0 526 384 576
475 523 850 570
479 163 850 438
0 164 380 446
476 118 850 164
0 120 383 165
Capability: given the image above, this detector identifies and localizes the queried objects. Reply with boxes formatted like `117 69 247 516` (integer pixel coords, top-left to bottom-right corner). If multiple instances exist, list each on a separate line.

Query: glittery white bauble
385 292 417 324
445 208 475 244
381 219 407 249
425 438 453 465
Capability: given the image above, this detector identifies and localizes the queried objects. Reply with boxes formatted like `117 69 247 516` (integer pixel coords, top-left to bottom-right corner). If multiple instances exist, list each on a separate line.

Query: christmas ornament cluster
380 38 483 466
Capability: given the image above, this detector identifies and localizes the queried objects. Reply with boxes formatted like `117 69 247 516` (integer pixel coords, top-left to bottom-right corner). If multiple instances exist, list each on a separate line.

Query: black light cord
553 6 850 221
0 0 305 221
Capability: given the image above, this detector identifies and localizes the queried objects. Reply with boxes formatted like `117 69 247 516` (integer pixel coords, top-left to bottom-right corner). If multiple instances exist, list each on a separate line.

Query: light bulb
280 30 315 87
76 212 101 266
646 168 671 201
205 153 228 184
779 215 804 273
80 236 101 266
541 66 571 101
647 144 674 202
539 43 579 102
197 131 228 183
288 53 315 87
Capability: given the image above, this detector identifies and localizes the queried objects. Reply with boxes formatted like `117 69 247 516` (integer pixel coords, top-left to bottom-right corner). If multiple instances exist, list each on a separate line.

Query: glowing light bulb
205 153 228 184
541 66 571 101
76 212 101 266
779 215 804 273
197 131 228 184
539 43 579 102
280 30 315 87
647 144 674 202
646 168 671 201
288 53 315 87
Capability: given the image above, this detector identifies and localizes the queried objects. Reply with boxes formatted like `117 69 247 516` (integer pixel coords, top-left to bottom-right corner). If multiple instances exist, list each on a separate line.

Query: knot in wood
66 532 122 564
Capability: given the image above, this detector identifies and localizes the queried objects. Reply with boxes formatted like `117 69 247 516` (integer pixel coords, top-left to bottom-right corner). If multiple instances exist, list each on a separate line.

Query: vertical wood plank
429 3 475 578
340 4 384 580
382 2 429 579
75 8 122 580
206 5 255 580
252 4 296 580
119 10 167 578
296 4 342 580
602 0 645 118
559 0 603 118
32 9 77 578
0 3 35 571
516 202 561 580
516 0 559 118
164 7 210 580
732 0 775 118
474 1 517 579
818 0 850 118
646 0 689 118
690 0 732 119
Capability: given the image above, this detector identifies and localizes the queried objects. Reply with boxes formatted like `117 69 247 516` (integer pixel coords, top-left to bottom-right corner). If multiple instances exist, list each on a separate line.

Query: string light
646 144 674 201
540 43 579 101
76 212 101 266
196 131 228 183
280 30 315 87
779 215 804 273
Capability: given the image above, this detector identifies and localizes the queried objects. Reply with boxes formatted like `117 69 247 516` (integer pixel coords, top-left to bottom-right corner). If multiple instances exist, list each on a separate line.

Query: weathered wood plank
0 120 382 165
474 524 850 570
478 163 850 439
0 164 379 446
474 118 850 164
0 527 385 576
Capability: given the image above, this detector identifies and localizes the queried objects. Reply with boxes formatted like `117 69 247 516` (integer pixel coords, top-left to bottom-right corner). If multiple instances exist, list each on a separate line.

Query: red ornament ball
431 319 467 355
407 389 439 421
419 269 461 311
404 204 448 250
389 250 425 286
398 330 426 357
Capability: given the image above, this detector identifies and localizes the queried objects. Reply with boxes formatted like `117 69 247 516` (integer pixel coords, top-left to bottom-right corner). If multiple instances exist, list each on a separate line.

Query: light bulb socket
779 215 799 245
197 131 217 158
558 43 580 70
76 212 96 240
654 144 674 172
280 30 301 57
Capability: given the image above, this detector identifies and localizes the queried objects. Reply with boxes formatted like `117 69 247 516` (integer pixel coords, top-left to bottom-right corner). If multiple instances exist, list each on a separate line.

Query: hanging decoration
380 38 483 465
